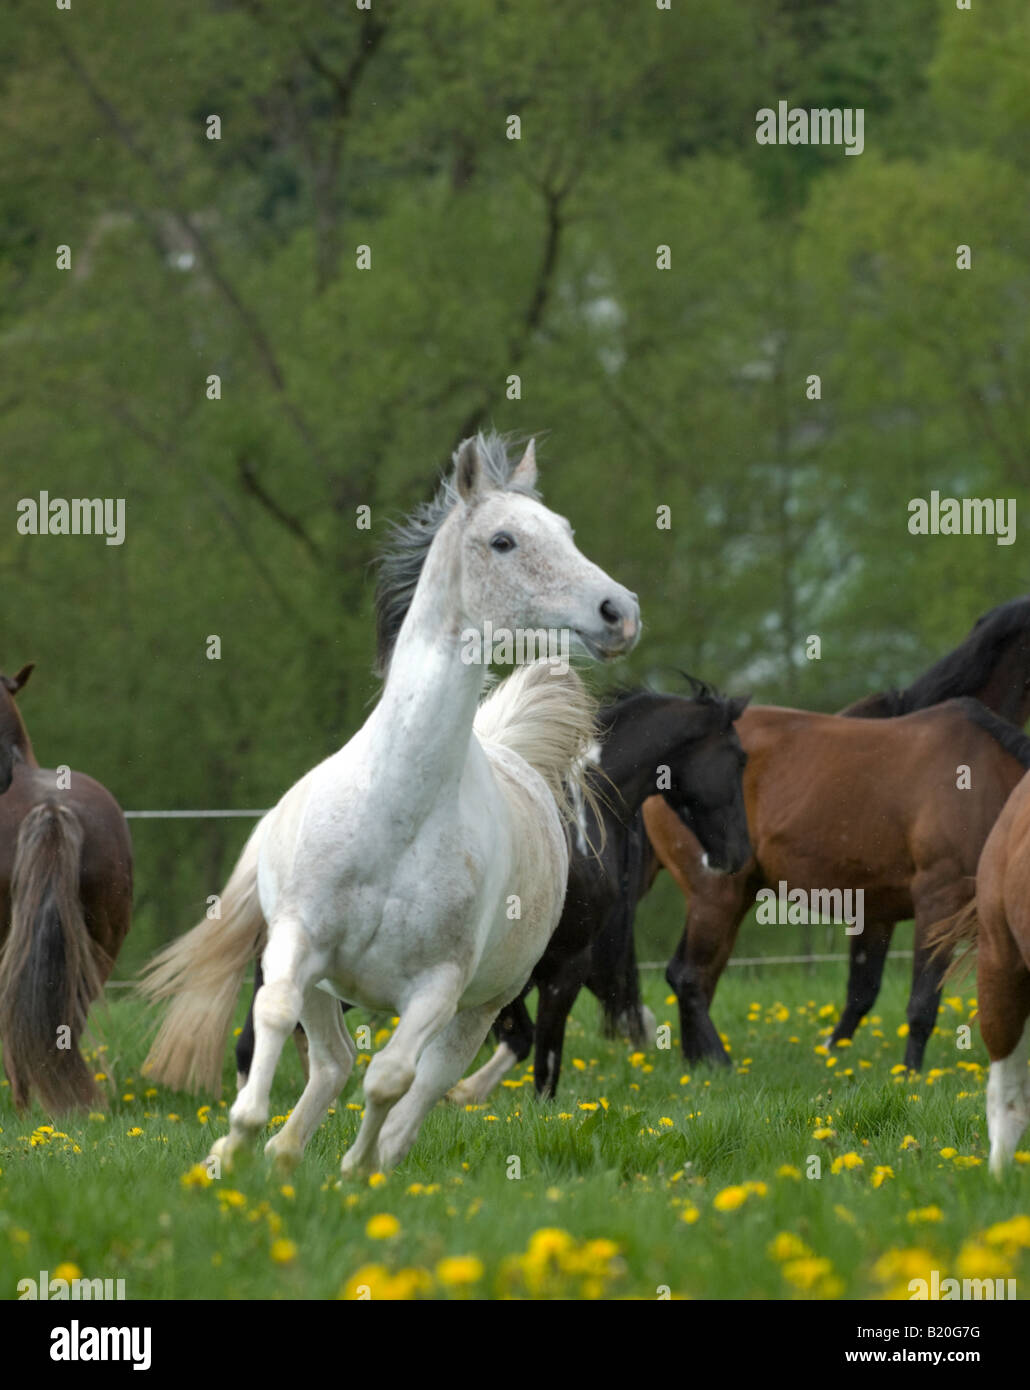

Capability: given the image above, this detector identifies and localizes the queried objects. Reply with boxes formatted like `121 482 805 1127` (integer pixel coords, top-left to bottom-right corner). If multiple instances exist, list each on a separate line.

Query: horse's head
659 685 752 875
453 437 640 661
0 663 35 794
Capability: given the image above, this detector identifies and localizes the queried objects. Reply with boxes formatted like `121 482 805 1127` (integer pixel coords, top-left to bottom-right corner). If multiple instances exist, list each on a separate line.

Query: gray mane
373 432 539 676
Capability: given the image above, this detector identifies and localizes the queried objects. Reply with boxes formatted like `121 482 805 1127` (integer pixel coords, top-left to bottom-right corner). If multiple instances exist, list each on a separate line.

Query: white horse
142 434 639 1175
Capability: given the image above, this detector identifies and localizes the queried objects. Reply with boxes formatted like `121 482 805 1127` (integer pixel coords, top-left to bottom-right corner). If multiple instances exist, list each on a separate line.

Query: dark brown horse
645 699 1030 1072
0 665 133 1112
932 768 1030 1173
841 596 1030 726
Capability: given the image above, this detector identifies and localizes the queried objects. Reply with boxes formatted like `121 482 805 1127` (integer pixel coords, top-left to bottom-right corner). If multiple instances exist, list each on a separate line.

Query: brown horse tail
927 897 980 983
139 826 265 1096
0 802 104 1113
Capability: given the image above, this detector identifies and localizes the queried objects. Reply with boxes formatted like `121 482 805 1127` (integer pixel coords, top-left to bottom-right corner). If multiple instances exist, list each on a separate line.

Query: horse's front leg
264 986 356 1175
210 917 319 1171
830 921 894 1046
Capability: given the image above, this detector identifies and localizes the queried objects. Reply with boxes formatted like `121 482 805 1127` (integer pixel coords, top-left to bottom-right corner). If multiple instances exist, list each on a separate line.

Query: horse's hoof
445 1081 475 1106
208 1135 235 1173
265 1138 301 1176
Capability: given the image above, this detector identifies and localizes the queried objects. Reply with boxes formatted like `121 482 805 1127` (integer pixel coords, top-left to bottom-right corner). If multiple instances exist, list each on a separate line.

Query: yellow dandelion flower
955 1243 1011 1280
366 1213 400 1240
368 1172 387 1188
180 1163 213 1189
53 1262 82 1282
126 1127 143 1138
871 1247 936 1284
984 1215 1030 1250
777 1165 802 1180
782 1256 835 1291
871 1165 894 1188
768 1233 812 1262
830 1152 864 1174
270 1238 298 1264
899 1135 919 1151
436 1255 484 1287
713 1185 748 1212
907 1206 943 1224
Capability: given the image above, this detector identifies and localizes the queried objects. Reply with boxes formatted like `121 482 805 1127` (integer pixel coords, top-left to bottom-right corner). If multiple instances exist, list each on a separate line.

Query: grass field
3 952 1029 1303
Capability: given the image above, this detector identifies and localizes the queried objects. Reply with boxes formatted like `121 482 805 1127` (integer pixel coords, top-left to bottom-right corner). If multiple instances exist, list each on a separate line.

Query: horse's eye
490 531 516 553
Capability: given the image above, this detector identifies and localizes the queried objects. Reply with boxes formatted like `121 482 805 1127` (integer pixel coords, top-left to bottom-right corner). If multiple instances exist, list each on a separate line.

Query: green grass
2 963 1027 1300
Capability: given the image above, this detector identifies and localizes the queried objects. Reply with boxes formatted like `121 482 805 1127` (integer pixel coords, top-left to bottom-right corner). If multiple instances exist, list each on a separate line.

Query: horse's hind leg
979 900 1030 1175
905 879 975 1071
264 987 356 1175
340 966 462 1179
534 950 590 1098
236 957 312 1092
374 1002 500 1173
447 990 533 1106
831 921 893 1046
210 917 318 1171
667 884 748 1065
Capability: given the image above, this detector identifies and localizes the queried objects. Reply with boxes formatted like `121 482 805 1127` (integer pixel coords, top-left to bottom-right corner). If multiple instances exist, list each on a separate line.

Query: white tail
139 824 266 1095
473 661 598 825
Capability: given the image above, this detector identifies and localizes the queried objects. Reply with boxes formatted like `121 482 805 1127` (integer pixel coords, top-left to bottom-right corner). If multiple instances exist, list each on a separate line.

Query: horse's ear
454 437 484 502
727 693 751 723
510 438 537 490
3 664 34 696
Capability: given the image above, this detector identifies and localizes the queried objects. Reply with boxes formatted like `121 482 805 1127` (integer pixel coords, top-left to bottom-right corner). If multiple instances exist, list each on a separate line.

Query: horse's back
0 764 132 952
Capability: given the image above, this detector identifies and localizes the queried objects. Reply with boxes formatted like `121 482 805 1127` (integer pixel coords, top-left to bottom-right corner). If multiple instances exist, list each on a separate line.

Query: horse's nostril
600 599 620 627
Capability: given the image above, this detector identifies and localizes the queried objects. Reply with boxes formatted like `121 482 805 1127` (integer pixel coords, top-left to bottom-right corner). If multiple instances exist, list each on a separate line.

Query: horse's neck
602 701 698 816
1 708 36 767
369 523 486 802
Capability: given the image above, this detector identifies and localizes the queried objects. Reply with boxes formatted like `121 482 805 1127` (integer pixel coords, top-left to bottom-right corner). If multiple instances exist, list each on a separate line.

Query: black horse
447 681 751 1103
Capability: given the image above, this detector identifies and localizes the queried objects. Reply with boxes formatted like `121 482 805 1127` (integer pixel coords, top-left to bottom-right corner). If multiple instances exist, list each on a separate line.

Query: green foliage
0 1 1026 951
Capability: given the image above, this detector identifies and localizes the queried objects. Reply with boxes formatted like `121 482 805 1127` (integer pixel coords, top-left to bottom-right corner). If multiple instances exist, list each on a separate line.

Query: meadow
3 942 1027 1302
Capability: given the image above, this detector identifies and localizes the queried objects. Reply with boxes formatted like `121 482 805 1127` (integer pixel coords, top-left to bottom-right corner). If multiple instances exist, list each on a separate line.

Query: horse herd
2 432 1030 1177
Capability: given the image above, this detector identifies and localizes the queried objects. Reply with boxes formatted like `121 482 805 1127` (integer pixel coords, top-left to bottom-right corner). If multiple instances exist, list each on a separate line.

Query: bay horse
644 596 1030 1071
830 595 1030 1046
0 665 133 1112
448 681 752 1102
141 433 639 1175
931 770 1030 1173
645 699 1030 1072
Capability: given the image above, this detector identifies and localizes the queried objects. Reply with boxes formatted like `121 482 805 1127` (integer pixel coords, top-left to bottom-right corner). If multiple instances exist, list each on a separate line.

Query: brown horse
933 770 1030 1174
0 665 132 1112
644 699 1030 1071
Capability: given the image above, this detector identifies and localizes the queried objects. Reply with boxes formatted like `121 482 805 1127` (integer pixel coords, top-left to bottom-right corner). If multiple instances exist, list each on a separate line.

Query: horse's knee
364 1051 415 1107
255 979 302 1035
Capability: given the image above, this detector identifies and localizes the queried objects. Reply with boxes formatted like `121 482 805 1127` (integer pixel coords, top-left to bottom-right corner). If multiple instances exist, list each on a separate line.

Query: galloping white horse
142 434 639 1175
